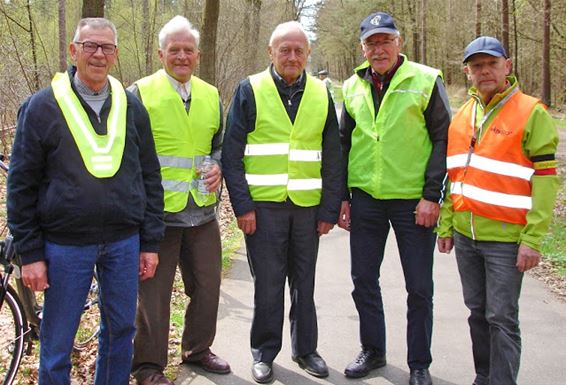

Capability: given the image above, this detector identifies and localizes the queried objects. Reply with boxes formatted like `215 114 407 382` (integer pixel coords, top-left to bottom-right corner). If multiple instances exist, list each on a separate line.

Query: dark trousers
454 232 523 385
132 220 222 380
245 205 320 363
350 189 435 369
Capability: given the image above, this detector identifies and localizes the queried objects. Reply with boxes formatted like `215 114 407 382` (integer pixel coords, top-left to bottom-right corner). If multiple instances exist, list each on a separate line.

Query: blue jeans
39 234 140 385
454 232 523 385
350 190 435 369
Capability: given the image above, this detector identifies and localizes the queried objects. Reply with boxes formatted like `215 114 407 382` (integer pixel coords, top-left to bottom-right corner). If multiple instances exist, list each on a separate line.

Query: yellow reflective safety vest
245 70 328 206
343 57 440 199
51 72 126 178
136 70 220 212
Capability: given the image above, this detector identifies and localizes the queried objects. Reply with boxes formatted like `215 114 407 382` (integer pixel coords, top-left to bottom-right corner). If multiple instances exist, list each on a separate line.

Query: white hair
158 15 200 50
73 18 118 45
269 21 311 48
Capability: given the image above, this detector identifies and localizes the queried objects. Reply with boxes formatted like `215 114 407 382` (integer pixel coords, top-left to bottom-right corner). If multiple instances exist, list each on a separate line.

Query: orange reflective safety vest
446 90 541 225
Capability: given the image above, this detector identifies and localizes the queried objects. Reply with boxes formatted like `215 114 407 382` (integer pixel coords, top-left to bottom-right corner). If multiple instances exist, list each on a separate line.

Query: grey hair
73 18 118 45
269 21 311 49
360 30 401 44
158 15 200 50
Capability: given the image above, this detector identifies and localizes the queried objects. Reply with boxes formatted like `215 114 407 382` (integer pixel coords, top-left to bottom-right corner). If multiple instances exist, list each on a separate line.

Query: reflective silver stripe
450 182 532 210
287 178 322 190
245 173 288 186
162 179 191 192
158 155 193 169
447 154 534 180
245 143 289 156
59 75 124 154
92 163 113 170
289 150 322 162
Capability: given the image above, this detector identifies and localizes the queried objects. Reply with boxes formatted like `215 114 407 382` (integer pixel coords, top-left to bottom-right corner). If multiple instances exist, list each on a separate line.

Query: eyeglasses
75 41 117 55
363 39 397 50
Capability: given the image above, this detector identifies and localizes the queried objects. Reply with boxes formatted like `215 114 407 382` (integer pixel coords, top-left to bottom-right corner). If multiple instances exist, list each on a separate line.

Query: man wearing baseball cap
437 36 558 385
339 11 451 385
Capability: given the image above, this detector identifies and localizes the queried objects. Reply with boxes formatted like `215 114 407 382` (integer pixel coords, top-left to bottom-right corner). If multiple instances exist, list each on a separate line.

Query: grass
541 159 566 277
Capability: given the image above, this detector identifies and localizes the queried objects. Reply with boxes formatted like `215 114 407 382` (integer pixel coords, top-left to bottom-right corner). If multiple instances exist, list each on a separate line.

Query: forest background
0 0 565 383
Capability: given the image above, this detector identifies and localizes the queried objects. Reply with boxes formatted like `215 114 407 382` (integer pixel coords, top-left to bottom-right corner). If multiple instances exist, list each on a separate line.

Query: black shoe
292 351 329 378
251 361 273 383
409 368 432 385
344 349 386 378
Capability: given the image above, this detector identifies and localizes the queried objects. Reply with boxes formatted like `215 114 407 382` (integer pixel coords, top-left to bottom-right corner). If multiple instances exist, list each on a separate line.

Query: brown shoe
138 372 174 385
184 352 231 374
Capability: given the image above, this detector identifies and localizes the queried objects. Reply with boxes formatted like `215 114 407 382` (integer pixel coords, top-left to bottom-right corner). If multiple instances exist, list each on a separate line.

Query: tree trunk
542 0 551 105
420 0 427 64
501 0 509 53
475 0 481 37
58 0 67 71
512 0 519 78
82 0 105 18
244 0 262 74
200 0 220 84
407 0 419 62
26 0 39 91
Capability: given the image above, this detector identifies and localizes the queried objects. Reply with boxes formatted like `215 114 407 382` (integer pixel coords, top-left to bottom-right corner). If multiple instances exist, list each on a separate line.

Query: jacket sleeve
129 93 165 252
211 100 224 168
436 181 454 238
7 96 47 264
222 80 256 217
339 101 356 201
422 76 451 203
520 104 559 251
318 92 342 224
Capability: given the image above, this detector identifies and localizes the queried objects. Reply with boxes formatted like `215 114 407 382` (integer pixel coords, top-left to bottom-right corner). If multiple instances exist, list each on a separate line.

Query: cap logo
370 15 382 26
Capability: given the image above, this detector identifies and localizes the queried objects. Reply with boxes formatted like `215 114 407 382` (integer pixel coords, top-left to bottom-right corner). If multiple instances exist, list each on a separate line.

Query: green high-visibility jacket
137 70 220 212
245 70 328 207
52 72 127 178
343 57 440 199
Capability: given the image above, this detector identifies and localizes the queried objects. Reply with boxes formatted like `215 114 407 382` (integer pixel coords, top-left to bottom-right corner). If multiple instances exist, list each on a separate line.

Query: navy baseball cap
463 36 508 63
360 12 399 41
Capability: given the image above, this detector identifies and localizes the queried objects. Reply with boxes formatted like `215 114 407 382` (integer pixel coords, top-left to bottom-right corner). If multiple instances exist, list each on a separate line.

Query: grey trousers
132 220 222 380
454 232 524 385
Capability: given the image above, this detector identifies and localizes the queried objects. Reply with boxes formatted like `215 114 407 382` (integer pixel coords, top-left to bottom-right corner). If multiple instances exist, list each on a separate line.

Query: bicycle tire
0 284 27 385
73 276 100 351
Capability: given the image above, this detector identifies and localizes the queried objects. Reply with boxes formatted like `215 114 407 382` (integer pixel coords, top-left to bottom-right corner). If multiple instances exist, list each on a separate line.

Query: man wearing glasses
338 12 450 385
7 18 164 385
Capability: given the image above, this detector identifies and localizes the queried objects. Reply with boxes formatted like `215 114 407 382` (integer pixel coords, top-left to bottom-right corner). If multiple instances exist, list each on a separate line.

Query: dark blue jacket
7 68 164 264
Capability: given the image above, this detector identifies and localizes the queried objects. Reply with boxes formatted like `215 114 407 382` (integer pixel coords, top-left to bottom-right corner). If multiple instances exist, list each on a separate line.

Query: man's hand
437 237 454 253
22 261 49 291
237 210 256 235
338 201 351 231
204 164 222 193
516 244 541 272
139 252 159 281
415 198 440 228
317 221 334 236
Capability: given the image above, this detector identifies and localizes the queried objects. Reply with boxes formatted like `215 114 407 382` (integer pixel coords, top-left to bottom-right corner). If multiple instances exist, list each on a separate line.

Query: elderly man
437 36 559 385
7 18 164 385
222 21 341 384
318 70 334 99
129 16 229 385
339 12 451 385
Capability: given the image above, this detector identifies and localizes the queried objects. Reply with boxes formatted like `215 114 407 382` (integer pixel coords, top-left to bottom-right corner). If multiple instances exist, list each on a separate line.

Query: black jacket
7 68 164 264
222 67 342 223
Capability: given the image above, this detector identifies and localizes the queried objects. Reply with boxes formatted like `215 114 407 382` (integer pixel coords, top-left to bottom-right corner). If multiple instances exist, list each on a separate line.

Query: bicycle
0 155 100 385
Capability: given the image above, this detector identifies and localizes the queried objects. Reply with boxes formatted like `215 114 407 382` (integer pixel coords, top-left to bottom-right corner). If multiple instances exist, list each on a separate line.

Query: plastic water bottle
197 156 214 198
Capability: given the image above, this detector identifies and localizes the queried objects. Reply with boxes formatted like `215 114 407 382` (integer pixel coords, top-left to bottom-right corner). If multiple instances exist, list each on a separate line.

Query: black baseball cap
359 12 399 41
463 36 508 63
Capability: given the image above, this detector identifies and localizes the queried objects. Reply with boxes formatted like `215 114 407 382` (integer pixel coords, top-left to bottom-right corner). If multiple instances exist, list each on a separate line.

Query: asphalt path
174 228 566 385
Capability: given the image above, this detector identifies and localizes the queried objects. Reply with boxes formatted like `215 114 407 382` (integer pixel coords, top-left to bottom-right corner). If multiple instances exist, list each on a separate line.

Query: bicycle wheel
73 277 100 351
0 284 27 385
